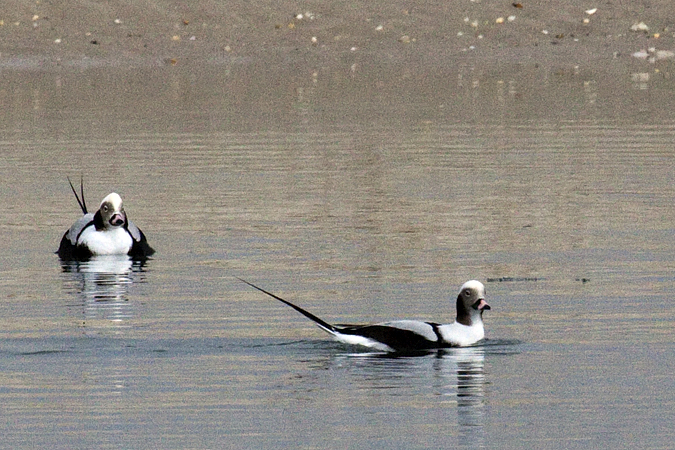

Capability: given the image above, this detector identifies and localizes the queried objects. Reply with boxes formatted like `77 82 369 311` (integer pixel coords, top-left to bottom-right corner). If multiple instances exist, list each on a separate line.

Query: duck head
94 193 127 230
455 280 490 326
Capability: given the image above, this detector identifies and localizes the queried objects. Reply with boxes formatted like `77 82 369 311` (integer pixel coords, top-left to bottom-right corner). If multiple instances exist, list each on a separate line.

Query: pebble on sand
631 22 649 32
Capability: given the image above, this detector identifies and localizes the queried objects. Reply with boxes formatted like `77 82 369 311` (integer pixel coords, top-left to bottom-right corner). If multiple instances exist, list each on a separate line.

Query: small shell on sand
631 22 649 32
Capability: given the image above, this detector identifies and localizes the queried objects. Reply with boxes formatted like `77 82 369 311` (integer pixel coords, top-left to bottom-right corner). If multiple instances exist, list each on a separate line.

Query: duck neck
456 295 472 326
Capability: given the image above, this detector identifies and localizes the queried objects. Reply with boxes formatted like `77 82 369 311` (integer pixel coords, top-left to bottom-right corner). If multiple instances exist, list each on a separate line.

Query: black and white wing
125 219 155 258
57 213 95 259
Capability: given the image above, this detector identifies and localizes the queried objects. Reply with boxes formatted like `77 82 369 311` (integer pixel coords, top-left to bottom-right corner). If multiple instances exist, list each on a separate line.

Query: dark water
1 63 674 449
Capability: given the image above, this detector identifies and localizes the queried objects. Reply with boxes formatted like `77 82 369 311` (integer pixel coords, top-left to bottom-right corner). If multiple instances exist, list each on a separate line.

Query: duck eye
464 289 472 296
103 205 108 212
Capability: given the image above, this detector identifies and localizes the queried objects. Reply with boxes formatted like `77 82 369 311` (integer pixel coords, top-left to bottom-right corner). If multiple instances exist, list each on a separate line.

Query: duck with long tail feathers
57 177 154 260
239 278 490 352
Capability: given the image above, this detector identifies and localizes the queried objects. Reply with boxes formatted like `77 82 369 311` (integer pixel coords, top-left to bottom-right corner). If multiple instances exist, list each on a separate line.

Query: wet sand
2 0 674 75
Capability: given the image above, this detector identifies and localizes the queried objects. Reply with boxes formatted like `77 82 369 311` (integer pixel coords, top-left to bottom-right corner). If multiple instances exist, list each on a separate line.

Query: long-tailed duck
57 178 154 260
239 278 490 352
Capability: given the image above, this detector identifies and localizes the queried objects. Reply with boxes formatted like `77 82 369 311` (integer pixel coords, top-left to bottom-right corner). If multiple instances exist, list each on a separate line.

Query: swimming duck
239 278 490 352
57 178 154 260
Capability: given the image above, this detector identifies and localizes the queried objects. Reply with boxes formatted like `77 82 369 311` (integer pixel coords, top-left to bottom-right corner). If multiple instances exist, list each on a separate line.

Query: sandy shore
1 0 674 73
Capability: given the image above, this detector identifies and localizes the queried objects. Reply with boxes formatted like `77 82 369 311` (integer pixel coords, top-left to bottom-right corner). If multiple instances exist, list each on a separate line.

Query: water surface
1 63 674 448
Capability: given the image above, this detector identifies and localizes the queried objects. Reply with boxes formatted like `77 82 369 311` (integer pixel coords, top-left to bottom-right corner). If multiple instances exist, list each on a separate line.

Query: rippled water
1 64 675 448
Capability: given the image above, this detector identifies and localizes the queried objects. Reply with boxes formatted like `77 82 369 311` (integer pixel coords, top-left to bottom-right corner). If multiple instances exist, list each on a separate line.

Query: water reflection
438 348 486 448
60 255 149 332
327 346 486 448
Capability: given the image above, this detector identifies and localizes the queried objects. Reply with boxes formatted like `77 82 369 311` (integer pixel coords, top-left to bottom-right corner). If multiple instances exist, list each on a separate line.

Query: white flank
330 332 395 352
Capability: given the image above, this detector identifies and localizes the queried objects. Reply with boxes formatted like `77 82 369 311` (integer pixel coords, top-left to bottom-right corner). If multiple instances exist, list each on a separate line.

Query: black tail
237 278 336 332
67 176 88 214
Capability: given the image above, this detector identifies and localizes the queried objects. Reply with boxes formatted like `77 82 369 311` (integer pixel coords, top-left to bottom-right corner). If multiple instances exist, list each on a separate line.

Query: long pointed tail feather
67 176 88 214
237 278 337 333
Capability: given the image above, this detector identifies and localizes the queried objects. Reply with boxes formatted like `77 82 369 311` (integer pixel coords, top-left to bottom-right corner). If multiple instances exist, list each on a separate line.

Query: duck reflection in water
322 346 487 448
60 255 149 331
438 347 486 447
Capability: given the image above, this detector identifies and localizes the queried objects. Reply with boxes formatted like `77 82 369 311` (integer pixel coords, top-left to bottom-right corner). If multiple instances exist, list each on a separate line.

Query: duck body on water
240 279 490 352
57 179 154 260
